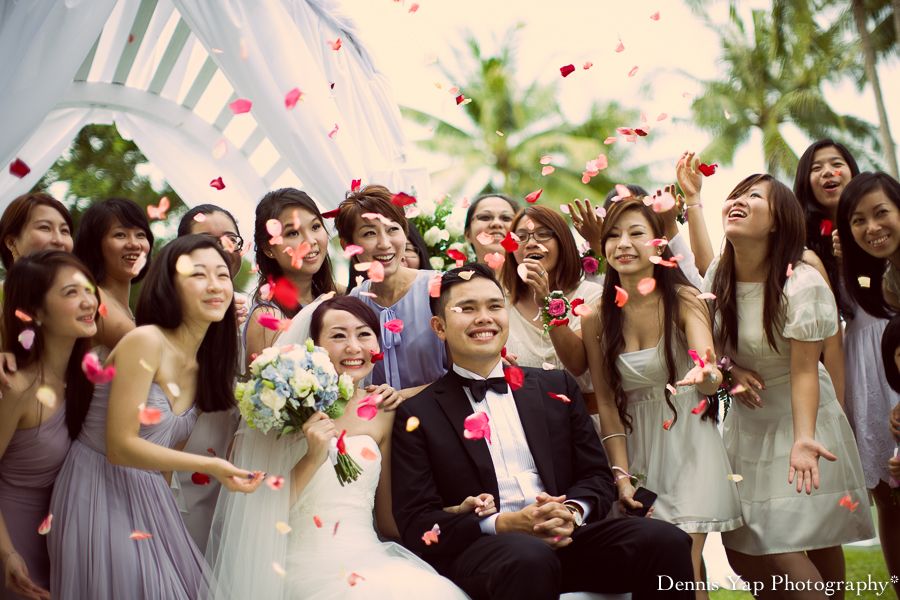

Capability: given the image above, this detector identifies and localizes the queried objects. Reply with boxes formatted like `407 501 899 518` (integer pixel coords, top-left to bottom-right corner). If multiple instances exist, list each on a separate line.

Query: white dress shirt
452 361 591 534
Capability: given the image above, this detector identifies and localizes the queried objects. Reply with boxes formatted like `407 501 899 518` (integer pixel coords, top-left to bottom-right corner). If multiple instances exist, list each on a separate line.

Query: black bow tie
455 373 508 402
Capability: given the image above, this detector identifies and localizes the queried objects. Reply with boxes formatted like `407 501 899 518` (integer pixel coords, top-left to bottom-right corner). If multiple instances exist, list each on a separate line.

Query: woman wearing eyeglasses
499 205 604 414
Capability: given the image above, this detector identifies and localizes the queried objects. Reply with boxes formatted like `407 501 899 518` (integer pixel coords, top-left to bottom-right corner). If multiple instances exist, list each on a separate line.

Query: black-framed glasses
513 229 554 245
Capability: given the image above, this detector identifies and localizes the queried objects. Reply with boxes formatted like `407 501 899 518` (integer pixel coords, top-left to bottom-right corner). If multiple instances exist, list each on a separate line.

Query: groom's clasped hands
494 492 577 549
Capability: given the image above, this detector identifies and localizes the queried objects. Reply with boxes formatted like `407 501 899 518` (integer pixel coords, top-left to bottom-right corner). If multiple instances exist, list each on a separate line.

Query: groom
391 264 695 599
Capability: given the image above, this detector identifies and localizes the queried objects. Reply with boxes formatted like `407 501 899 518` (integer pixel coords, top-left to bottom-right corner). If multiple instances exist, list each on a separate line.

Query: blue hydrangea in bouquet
235 339 362 486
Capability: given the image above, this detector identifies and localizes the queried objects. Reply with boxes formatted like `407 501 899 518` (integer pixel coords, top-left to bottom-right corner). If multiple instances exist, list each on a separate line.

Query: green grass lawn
709 546 897 599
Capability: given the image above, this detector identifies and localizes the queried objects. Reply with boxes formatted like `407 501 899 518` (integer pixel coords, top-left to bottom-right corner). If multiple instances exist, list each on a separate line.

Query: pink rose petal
628 66 639 77
637 278 656 295
229 99 252 114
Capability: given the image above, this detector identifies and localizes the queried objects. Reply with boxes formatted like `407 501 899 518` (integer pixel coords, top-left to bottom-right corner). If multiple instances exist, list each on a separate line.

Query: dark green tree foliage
401 26 651 205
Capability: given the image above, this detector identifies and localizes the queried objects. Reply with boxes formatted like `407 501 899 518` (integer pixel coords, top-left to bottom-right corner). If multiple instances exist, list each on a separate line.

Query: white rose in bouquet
311 351 337 375
250 346 282 376
259 386 287 412
289 370 319 402
446 206 467 238
423 226 449 246
430 256 445 270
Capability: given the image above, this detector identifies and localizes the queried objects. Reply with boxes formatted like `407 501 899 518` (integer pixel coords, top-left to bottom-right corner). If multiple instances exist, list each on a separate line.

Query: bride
207 295 483 599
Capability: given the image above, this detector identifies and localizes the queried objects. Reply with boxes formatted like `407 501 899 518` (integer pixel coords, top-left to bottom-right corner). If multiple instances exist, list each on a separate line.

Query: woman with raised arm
73 198 153 362
0 252 97 600
705 174 873 593
208 295 472 599
499 205 603 414
244 189 341 373
338 185 445 399
582 198 741 599
48 236 262 599
798 145 900 586
463 193 520 268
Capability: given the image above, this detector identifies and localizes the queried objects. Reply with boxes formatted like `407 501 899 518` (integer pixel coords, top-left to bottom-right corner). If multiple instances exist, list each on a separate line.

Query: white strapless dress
284 435 468 599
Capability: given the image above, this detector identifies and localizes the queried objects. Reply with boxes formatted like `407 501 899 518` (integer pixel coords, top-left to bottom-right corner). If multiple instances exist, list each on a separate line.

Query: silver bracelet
601 433 626 443
2 549 18 562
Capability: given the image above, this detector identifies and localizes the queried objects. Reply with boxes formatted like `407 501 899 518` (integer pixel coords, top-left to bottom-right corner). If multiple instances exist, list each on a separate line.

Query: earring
657 248 662 256
35 320 41 327
10 249 18 259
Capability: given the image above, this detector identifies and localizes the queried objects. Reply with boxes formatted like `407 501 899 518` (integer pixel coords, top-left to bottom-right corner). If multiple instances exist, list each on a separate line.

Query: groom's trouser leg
556 517 695 599
449 532 561 600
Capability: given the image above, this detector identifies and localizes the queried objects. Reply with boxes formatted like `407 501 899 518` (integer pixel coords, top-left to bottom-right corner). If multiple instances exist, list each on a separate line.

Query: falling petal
448 86 460 95
18 329 35 350
525 189 543 203
516 264 529 282
276 522 293 534
614 36 625 53
328 123 339 139
273 562 286 578
691 398 708 415
496 131 504 136
485 253 505 269
504 366 524 391
560 64 575 78
327 38 342 51
540 156 553 165
475 231 494 246
138 403 162 425
367 261 385 283
14 309 32 322
730 383 747 394
390 192 417 207
383 319 404 333
628 66 639 77
549 393 572 403
405 416 420 432
697 163 718 177
542 362 556 370
191 472 211 485
357 405 378 421
560 205 570 214
167 382 181 397
285 88 305 109
657 113 668 121
130 531 153 540
583 61 593 70
683 92 694 99
347 573 365 586
463 411 492 444
175 255 194 275
663 419 674 431
36 386 56 407
786 263 794 277
858 276 871 288
313 516 323 528
727 474 743 482
210 177 226 190
212 139 228 159
637 278 656 295
193 213 207 223
229 99 252 114
820 219 833 236
541 166 555 176
266 475 286 491
573 304 593 317
696 292 717 300
650 11 660 20
614 286 628 307
239 38 249 60
666 384 677 395
38 514 52 535
9 158 31 178
343 245 364 259
131 251 147 275
408 3 419 13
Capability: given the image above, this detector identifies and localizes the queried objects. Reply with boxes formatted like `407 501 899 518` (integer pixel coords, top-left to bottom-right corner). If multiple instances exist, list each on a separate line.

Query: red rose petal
210 177 225 190
9 158 31 178
560 64 575 78
229 99 252 114
697 163 718 177
504 366 524 391
191 472 211 485
525 189 543 203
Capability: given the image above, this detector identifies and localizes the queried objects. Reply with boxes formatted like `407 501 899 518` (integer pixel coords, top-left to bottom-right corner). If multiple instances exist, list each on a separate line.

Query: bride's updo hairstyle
309 296 381 346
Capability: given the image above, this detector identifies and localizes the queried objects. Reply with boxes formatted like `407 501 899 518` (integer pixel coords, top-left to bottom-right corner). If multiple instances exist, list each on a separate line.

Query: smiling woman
73 197 154 362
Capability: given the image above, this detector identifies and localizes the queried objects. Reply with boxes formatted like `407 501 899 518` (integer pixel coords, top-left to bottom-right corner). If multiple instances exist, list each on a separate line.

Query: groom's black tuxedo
391 366 694 600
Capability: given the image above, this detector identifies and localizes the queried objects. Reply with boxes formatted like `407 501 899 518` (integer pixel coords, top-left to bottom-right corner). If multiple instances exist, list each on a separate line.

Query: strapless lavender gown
0 405 70 599
48 383 213 599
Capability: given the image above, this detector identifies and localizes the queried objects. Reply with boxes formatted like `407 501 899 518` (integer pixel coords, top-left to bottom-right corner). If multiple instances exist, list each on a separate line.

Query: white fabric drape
171 0 428 207
0 0 118 169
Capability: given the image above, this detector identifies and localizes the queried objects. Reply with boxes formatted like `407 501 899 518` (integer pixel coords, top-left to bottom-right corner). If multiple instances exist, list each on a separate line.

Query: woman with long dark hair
48 236 262 599
498 205 603 413
244 188 341 373
0 193 73 273
73 198 153 361
706 174 872 592
582 198 741 598
0 252 97 600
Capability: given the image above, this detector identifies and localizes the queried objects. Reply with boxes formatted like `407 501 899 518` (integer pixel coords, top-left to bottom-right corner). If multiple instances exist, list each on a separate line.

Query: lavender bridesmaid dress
0 405 70 599
48 382 213 599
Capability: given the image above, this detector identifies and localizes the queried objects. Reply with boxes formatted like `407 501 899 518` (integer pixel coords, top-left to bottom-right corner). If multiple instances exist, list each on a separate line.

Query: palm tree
401 27 651 205
685 7 882 178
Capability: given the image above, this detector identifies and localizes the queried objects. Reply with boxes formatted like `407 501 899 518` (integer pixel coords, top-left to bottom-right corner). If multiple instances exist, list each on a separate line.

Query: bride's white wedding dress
283 434 467 599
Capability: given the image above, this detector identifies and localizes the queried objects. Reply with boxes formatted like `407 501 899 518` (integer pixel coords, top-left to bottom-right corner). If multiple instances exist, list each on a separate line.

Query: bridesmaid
498 205 603 413
48 235 262 599
706 174 873 594
173 206 247 553
347 226 430 293
463 193 520 268
582 198 742 599
244 188 341 373
0 252 97 600
0 193 73 274
337 185 445 398
73 198 153 361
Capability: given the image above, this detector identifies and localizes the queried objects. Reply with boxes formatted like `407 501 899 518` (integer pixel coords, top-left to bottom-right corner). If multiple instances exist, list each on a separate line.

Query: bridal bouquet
235 339 363 485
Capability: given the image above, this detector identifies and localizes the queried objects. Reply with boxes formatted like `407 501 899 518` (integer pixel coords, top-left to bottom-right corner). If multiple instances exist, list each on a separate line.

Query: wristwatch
564 502 584 529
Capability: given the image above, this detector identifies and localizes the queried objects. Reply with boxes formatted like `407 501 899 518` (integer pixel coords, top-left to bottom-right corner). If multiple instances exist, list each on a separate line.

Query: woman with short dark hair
0 192 73 272
463 193 520 268
73 197 153 361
